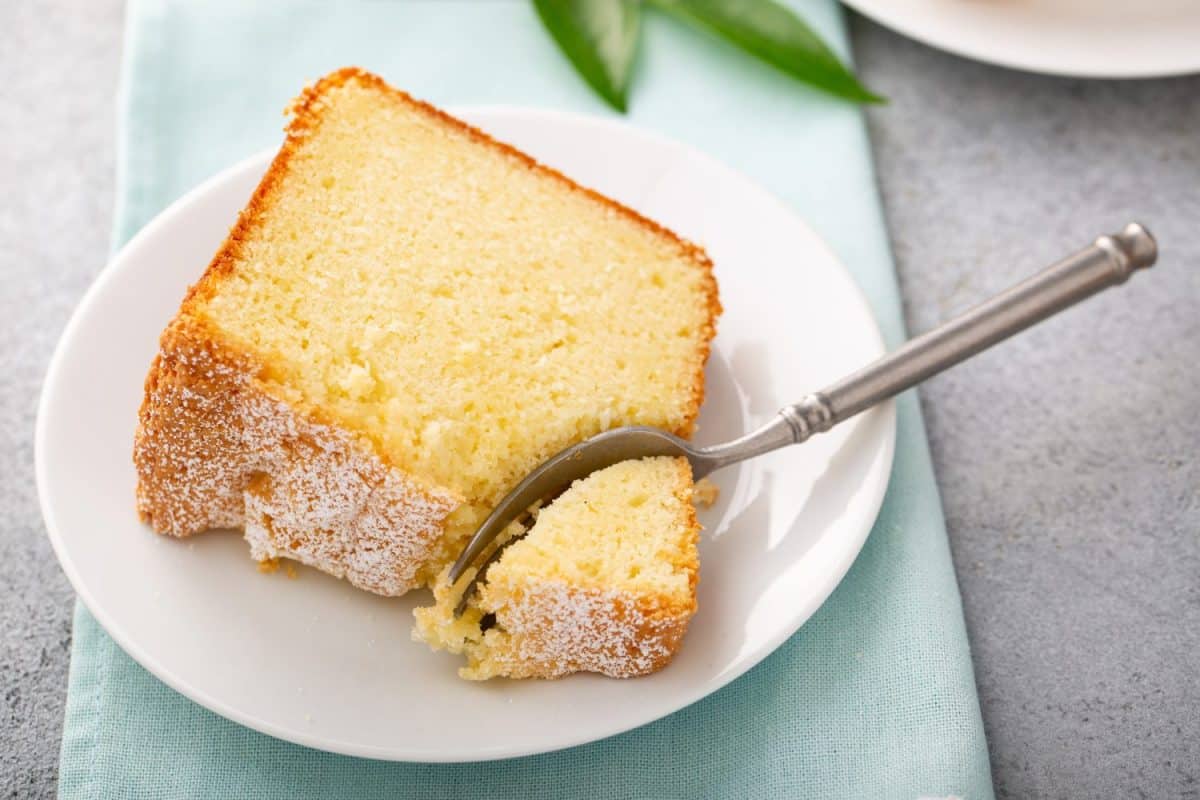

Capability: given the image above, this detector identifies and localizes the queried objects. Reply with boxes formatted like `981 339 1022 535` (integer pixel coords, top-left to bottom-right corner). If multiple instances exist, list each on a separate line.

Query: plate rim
36 105 896 761
844 0 1200 79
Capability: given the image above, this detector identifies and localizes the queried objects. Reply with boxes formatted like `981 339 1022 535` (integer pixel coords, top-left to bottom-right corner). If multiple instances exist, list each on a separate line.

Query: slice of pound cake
134 68 719 596
414 457 700 679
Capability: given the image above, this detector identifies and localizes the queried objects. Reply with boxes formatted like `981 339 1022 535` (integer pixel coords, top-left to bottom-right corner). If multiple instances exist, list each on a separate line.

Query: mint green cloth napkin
59 1 993 797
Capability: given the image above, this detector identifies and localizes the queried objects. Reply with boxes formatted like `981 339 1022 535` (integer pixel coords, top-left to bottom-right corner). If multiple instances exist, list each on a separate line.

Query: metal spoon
449 223 1158 611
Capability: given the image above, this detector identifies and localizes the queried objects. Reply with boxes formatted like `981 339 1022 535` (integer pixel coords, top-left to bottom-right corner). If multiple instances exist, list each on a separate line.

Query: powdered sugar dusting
468 578 692 679
134 320 458 596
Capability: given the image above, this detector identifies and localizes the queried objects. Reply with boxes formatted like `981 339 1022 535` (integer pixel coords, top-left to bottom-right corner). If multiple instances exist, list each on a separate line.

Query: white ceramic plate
37 108 895 761
844 0 1200 78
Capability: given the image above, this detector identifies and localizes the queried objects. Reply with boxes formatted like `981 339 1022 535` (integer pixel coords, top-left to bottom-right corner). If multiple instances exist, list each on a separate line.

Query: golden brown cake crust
134 317 458 595
475 585 696 679
468 458 701 679
182 67 719 436
135 67 719 597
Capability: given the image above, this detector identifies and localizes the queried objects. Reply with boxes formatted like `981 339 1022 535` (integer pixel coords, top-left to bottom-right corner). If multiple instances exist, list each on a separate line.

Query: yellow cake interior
414 456 700 679
193 77 717 578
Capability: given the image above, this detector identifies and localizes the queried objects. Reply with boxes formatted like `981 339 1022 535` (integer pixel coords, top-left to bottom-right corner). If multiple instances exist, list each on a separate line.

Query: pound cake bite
134 68 719 596
414 457 700 679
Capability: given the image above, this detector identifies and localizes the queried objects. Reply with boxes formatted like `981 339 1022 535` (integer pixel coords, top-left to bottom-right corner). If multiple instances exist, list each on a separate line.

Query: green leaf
648 0 883 104
532 0 642 112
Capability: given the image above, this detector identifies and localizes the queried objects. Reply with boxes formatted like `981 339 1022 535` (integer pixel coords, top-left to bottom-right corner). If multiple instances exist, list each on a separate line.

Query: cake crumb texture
692 477 719 508
414 456 700 679
135 67 718 595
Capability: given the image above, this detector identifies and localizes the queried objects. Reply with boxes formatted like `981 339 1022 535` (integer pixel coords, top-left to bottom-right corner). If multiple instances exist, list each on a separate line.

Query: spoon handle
696 223 1157 473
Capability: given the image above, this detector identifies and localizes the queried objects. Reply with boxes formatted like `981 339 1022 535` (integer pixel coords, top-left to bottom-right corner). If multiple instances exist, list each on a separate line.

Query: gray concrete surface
1 2 1196 798
851 24 1200 799
2 3 123 799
